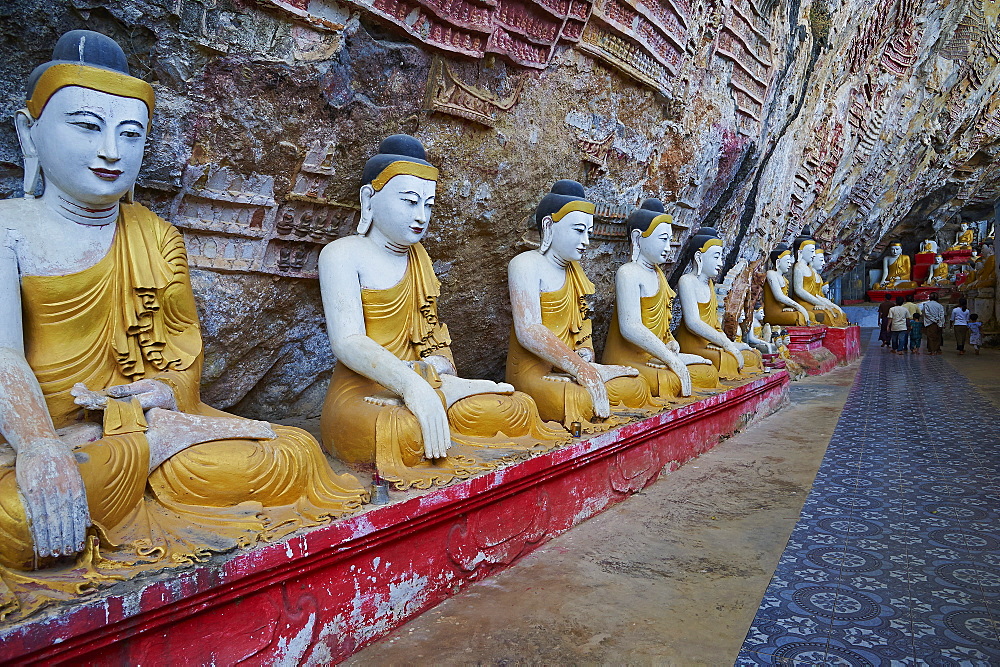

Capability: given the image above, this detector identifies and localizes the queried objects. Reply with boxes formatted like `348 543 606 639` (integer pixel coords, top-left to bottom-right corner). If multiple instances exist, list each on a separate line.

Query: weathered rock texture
2 0 998 418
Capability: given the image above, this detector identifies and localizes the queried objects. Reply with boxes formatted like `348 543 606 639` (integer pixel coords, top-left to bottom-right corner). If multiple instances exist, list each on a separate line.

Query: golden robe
675 280 763 380
876 255 916 289
506 261 660 432
602 267 720 399
924 262 950 286
964 254 995 289
794 269 849 326
763 276 807 326
320 244 568 491
949 229 974 250
0 203 366 621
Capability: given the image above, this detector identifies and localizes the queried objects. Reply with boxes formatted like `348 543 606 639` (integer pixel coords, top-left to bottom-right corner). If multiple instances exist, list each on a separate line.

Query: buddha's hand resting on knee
574 364 611 419
438 375 514 408
401 379 452 460
16 437 91 560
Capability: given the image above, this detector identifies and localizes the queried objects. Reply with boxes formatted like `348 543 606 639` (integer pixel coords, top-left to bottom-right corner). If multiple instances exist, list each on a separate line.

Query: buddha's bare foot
70 383 108 411
438 375 514 408
679 353 713 365
593 363 640 383
145 409 276 471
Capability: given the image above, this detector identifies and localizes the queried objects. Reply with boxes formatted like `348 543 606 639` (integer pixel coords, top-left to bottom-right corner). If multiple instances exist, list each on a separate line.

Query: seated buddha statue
919 238 938 254
319 136 568 491
947 222 975 251
762 242 812 326
0 31 366 618
601 199 720 401
507 181 658 433
923 254 951 286
744 305 777 354
790 232 851 324
807 248 850 326
966 242 996 289
872 243 916 289
674 227 764 379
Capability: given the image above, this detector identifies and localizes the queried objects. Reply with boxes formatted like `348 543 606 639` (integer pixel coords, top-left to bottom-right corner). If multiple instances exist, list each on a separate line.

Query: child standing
909 312 924 354
968 313 983 355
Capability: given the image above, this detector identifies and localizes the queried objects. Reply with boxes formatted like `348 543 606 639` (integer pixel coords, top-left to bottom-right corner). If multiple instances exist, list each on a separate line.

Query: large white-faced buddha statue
674 226 764 379
507 181 660 433
318 135 568 491
0 31 367 620
601 199 720 400
762 242 811 326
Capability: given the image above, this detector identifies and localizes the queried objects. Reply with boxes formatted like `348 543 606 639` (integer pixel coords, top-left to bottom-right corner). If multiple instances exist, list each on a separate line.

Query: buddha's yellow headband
26 63 155 122
699 238 724 252
815 248 825 255
798 239 816 249
890 242 901 247
640 213 673 237
551 200 596 222
777 249 791 259
370 161 440 191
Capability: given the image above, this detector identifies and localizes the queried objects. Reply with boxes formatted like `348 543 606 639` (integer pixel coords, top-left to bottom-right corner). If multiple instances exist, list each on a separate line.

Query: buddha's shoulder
318 234 371 264
508 250 543 273
0 197 45 230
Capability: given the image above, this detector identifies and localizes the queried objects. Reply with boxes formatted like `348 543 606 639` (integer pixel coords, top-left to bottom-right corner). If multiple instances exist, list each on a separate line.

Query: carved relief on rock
711 0 773 134
423 56 526 127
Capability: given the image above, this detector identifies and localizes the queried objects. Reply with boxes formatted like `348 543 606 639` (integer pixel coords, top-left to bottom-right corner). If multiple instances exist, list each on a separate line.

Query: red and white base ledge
1 371 790 665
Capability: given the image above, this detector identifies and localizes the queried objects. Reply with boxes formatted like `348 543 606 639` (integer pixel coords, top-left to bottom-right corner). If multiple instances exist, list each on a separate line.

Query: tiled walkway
740 336 1000 665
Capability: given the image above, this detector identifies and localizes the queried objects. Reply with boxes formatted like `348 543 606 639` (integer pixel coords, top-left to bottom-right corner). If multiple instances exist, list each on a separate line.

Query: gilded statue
947 222 975 251
807 248 849 326
790 232 850 325
872 243 916 289
0 31 367 620
923 254 951 286
318 135 568 491
602 199 720 400
507 180 659 433
762 242 811 326
674 226 764 379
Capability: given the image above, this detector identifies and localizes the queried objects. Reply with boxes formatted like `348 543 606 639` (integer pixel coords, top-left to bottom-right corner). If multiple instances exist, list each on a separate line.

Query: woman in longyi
0 31 366 620
318 135 568 491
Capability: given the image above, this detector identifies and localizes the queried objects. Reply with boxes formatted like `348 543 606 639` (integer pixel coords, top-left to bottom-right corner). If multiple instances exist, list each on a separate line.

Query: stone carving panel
713 0 773 135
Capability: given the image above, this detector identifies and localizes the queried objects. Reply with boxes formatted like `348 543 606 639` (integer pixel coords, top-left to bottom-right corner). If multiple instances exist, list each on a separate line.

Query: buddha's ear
693 250 703 276
14 110 41 198
630 228 641 262
539 215 554 254
357 184 376 235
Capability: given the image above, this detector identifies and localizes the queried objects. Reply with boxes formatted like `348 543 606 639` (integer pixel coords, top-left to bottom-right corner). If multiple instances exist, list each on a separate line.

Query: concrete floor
347 361 861 665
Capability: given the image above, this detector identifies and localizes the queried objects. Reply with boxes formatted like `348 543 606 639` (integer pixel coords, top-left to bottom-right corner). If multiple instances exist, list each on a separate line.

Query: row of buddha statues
0 31 850 618
872 237 996 290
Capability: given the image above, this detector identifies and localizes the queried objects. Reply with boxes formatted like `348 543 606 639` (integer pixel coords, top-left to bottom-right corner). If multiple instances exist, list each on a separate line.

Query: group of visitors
878 293 983 355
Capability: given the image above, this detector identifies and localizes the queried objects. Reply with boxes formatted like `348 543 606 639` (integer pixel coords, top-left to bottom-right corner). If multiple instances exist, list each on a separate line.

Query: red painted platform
943 249 973 264
823 325 861 365
785 326 837 375
0 372 789 665
866 288 916 302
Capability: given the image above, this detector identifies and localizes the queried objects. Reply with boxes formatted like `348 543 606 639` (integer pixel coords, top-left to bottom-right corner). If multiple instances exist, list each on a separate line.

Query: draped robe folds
875 255 916 289
763 275 807 326
675 280 763 380
926 262 950 285
793 269 850 326
0 203 367 622
602 267 721 399
506 261 661 433
320 244 568 492
949 229 975 250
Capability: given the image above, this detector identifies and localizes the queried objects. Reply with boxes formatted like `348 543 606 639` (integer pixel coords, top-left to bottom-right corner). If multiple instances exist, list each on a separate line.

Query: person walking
968 314 983 355
888 296 911 354
950 297 972 355
878 294 894 348
921 293 945 354
908 312 924 354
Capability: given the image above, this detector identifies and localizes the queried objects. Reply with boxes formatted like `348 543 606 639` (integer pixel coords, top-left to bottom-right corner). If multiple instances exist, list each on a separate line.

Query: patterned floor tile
740 331 1000 664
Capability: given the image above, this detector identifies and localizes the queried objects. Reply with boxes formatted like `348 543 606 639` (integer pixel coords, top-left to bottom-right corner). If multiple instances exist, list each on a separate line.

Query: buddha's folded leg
741 349 764 373
446 391 569 448
688 363 722 390
606 374 661 412
645 365 681 400
149 426 367 541
0 434 149 571
764 309 806 326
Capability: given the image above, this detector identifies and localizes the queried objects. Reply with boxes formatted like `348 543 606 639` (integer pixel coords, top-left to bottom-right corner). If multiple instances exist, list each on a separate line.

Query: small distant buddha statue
744 306 777 355
807 248 850 326
947 222 975 251
762 242 812 326
318 135 568 491
919 238 938 254
507 180 659 433
923 254 951 286
873 242 916 289
674 226 764 379
966 241 996 289
0 30 366 617
602 199 720 401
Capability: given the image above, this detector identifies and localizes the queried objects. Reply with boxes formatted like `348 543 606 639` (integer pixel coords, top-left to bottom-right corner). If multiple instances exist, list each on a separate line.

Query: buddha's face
697 244 723 279
935 254 943 263
798 242 816 264
363 173 436 246
776 252 794 274
889 244 901 257
24 86 148 205
546 209 592 262
960 222 969 231
811 253 825 272
637 222 673 265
